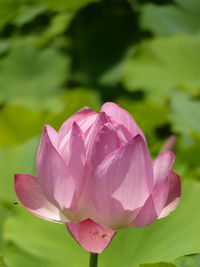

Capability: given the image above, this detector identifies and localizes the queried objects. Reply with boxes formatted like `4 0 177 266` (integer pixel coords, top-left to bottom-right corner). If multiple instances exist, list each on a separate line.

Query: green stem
89 253 99 267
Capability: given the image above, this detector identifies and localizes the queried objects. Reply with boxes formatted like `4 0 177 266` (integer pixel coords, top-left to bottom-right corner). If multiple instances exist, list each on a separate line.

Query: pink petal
84 112 110 155
152 177 169 215
159 171 181 218
58 107 96 143
66 219 116 253
132 195 158 227
14 174 68 223
45 124 58 149
64 123 86 208
73 113 127 226
160 134 177 153
36 126 75 210
90 135 154 228
87 122 123 173
58 115 98 155
132 176 169 227
153 151 175 188
58 122 86 165
78 114 98 136
67 122 86 180
132 171 181 227
100 102 145 140
131 178 169 227
74 114 116 222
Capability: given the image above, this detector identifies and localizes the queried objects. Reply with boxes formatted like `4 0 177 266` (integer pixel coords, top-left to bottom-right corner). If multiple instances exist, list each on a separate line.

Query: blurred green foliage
0 0 200 266
139 253 200 267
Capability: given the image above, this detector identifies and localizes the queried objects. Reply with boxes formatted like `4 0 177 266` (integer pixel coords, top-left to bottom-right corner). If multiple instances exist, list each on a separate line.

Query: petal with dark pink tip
159 171 181 218
58 107 96 143
87 122 123 174
58 122 86 166
66 219 116 253
153 151 175 188
45 124 58 149
14 174 68 223
100 102 145 140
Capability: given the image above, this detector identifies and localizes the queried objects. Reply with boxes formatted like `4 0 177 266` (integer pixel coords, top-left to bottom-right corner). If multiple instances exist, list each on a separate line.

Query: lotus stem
89 253 98 267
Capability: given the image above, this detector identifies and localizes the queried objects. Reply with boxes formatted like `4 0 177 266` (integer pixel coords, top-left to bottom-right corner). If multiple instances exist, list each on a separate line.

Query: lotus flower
14 102 181 254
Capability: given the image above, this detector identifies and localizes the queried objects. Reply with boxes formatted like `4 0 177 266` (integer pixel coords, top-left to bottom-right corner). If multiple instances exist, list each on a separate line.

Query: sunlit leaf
140 263 174 267
0 104 54 147
139 253 200 266
0 39 70 103
37 11 74 46
175 136 200 179
140 1 200 36
4 207 88 267
170 91 200 136
0 88 100 147
14 3 47 26
0 137 38 201
0 253 7 267
0 0 19 29
0 40 10 55
123 35 200 101
173 254 200 266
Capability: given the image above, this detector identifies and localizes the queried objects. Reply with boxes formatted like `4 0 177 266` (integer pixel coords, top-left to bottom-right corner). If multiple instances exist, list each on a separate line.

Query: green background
0 0 200 266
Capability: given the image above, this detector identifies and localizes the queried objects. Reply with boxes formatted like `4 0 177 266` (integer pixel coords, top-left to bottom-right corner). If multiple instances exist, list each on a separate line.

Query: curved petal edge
153 151 175 188
100 102 145 140
66 219 116 253
159 171 181 219
14 174 68 223
58 107 96 143
36 126 75 210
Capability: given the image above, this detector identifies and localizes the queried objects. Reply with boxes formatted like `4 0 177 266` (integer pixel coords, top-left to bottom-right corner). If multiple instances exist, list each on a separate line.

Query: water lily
14 102 180 262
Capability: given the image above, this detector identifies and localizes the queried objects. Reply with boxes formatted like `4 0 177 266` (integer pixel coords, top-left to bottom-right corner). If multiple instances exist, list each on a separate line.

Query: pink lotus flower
14 102 181 254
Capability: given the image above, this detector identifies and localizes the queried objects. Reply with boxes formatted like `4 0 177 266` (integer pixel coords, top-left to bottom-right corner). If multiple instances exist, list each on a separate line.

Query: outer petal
58 107 96 143
36 126 75 210
89 135 154 228
66 219 116 253
132 195 158 227
132 179 169 227
14 174 68 223
100 102 145 140
160 134 176 153
132 178 169 227
153 151 175 188
132 171 181 227
159 171 181 218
